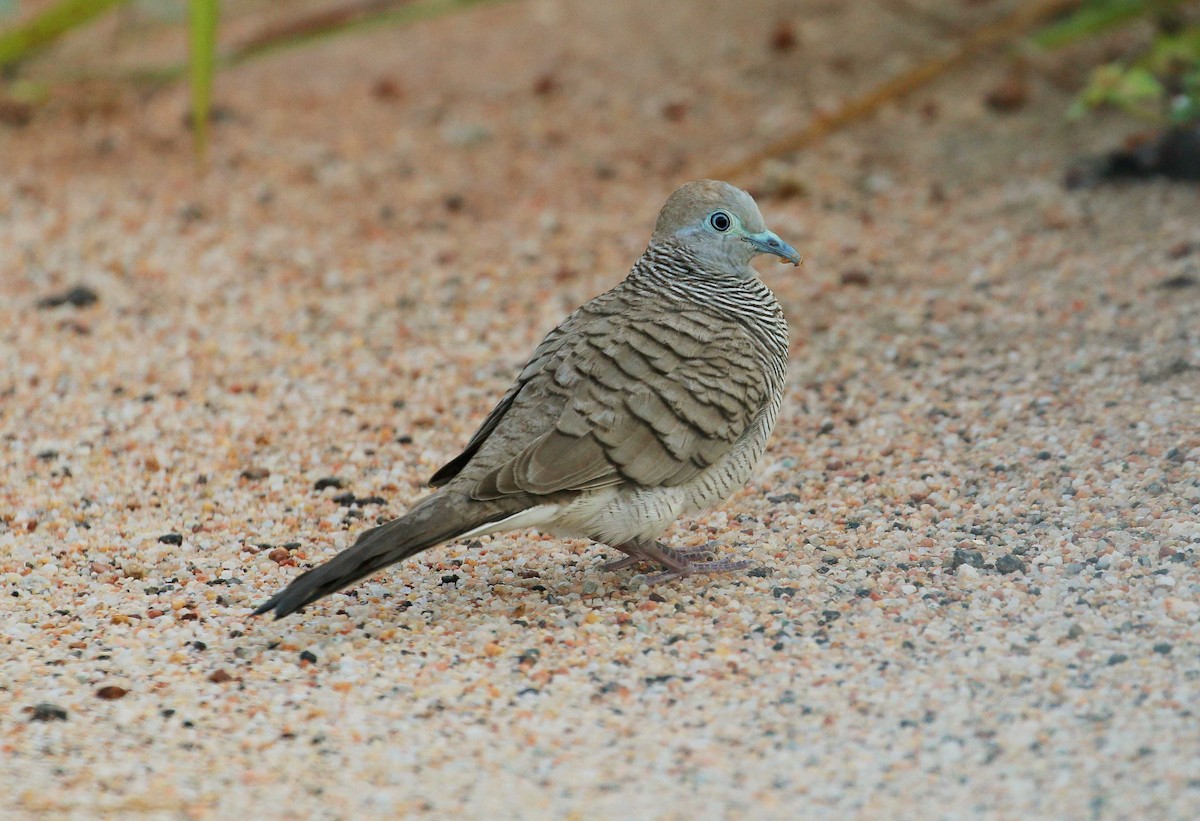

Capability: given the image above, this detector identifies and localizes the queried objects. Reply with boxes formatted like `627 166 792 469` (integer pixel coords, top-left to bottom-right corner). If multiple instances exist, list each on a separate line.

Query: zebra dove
254 180 799 619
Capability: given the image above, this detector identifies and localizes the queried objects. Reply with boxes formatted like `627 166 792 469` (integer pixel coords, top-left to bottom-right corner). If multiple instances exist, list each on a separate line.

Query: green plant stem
189 0 218 163
0 0 131 69
1032 0 1190 49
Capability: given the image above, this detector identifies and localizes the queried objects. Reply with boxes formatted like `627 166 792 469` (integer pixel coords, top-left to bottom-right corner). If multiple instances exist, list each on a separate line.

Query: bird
253 180 800 619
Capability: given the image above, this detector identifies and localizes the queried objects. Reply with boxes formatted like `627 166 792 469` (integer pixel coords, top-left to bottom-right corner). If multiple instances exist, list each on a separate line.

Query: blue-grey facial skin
672 217 801 278
652 180 801 278
744 230 801 266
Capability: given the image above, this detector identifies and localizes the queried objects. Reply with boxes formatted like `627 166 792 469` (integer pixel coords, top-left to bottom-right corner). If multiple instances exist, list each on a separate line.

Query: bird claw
643 558 754 586
603 540 748 585
602 544 716 572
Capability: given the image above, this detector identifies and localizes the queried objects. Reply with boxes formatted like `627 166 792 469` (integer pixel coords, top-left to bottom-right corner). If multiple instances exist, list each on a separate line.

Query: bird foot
605 539 749 587
642 558 754 586
601 544 715 572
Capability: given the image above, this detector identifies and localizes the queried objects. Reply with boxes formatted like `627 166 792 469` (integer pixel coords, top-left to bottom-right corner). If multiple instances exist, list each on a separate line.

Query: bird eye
708 211 732 232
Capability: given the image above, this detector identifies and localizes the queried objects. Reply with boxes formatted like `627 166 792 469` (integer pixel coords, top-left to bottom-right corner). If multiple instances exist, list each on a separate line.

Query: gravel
2 1 1198 818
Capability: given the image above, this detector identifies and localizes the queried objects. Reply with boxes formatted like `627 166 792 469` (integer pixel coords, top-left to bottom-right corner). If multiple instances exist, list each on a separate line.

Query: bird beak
744 230 801 266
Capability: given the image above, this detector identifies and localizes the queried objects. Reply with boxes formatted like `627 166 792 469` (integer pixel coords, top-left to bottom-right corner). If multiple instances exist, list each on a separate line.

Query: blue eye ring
708 210 732 232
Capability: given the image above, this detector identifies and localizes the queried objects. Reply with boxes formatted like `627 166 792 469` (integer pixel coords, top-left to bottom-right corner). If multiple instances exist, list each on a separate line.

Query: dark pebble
840 269 871 287
772 586 798 599
767 493 802 504
396 435 413 445
355 495 387 506
1107 653 1129 666
747 567 773 577
1153 642 1173 655
441 574 460 586
240 467 270 480
996 554 1025 574
27 703 68 722
36 449 58 461
95 685 128 700
37 285 99 310
949 548 985 570
313 477 345 491
300 650 318 664
820 610 841 623
1158 274 1197 290
208 669 234 683
332 492 356 506
158 533 183 546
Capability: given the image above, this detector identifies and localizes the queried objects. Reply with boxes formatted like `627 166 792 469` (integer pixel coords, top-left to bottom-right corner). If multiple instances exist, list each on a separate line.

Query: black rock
1158 274 1197 290
27 703 68 722
1153 642 1173 655
331 492 356 506
996 554 1025 575
949 548 985 570
37 285 98 309
1066 124 1200 187
313 477 345 491
158 533 184 546
300 650 318 664
1107 653 1128 666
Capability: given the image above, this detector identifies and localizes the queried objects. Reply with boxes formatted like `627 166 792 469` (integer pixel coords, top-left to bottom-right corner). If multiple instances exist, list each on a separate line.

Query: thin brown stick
712 0 1081 182
229 0 407 63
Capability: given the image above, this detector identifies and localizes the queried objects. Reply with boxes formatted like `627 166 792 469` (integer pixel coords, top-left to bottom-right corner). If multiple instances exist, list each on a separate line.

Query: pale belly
541 416 774 545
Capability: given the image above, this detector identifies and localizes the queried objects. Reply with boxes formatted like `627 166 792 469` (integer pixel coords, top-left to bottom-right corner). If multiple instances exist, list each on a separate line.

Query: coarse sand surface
2 1 1199 818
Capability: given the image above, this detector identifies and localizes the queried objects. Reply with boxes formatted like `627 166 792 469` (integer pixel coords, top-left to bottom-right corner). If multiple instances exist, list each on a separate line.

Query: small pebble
37 285 98 309
995 554 1025 574
26 703 68 722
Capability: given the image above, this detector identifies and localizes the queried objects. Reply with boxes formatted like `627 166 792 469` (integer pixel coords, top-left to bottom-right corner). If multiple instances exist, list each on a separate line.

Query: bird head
652 180 800 276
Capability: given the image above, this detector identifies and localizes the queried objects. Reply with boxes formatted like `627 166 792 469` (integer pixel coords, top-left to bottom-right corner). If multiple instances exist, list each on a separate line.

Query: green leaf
188 0 218 163
1074 62 1167 121
1032 0 1187 50
0 0 131 68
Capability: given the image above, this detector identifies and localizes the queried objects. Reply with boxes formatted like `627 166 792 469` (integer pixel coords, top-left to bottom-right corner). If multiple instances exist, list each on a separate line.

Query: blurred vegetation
1034 0 1200 125
0 0 1197 167
0 0 503 159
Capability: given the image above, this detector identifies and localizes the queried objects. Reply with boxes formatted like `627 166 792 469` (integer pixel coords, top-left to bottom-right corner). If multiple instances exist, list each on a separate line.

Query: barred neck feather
626 240 790 364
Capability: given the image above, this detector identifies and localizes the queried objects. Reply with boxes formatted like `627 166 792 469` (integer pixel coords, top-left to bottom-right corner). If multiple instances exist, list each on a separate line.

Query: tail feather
252 492 500 619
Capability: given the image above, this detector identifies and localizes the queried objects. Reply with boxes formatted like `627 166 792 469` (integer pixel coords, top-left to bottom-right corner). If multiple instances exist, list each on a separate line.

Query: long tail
252 492 501 619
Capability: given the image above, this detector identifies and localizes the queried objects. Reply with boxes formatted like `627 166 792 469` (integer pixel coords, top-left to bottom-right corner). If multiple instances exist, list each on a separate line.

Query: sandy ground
2 1 1199 818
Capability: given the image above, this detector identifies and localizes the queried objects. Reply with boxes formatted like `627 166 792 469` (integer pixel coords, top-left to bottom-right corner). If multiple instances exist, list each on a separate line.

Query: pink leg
602 539 750 584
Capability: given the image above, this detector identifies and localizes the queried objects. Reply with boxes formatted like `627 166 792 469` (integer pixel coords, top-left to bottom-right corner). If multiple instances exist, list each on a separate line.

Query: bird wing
445 295 768 501
428 322 571 487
